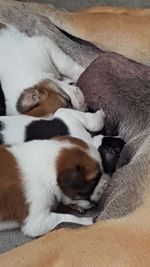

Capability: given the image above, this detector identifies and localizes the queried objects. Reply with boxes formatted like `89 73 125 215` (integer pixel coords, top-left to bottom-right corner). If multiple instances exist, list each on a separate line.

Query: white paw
21 223 53 237
94 109 105 130
68 85 85 111
90 174 110 202
93 135 103 149
79 216 93 226
75 200 94 210
86 109 105 132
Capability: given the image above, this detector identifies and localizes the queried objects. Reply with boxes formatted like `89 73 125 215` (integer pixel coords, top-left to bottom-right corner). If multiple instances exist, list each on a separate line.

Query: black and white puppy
0 108 125 176
0 108 105 147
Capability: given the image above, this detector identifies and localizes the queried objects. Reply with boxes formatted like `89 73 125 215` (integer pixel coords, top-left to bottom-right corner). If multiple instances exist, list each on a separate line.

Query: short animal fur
0 22 85 117
0 136 103 237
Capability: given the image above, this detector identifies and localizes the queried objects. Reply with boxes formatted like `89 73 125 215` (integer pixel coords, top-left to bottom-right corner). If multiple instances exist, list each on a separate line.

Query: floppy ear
58 166 85 190
98 137 125 174
16 88 46 113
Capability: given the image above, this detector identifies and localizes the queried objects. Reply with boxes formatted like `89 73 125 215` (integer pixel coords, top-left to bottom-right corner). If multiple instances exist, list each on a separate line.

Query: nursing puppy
0 108 105 147
0 22 85 117
0 108 125 173
0 136 103 237
0 108 125 214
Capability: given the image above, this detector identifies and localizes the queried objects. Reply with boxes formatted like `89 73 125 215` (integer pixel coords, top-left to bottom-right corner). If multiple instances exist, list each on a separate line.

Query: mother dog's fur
46 5 150 66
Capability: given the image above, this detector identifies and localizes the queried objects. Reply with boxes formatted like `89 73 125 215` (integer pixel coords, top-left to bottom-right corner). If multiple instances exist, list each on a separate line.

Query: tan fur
47 6 150 65
1 190 150 267
0 146 28 223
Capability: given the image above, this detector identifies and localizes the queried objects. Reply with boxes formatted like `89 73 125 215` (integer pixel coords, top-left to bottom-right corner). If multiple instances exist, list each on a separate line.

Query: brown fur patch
0 22 6 30
0 146 28 223
56 146 100 199
54 136 88 150
16 80 70 117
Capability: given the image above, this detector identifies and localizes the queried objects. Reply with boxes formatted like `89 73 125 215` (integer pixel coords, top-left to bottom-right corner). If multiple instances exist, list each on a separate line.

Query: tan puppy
45 6 150 66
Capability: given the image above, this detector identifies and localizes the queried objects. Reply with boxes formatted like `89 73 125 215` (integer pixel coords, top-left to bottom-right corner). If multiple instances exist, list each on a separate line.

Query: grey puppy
77 52 150 220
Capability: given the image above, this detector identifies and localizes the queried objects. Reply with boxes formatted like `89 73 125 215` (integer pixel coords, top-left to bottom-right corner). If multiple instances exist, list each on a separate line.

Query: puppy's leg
47 39 85 82
69 109 105 132
22 212 93 237
90 174 110 202
55 108 105 132
92 134 104 149
0 220 19 231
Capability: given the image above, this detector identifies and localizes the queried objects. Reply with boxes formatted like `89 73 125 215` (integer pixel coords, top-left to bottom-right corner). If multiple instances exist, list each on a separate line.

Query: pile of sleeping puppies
0 22 125 237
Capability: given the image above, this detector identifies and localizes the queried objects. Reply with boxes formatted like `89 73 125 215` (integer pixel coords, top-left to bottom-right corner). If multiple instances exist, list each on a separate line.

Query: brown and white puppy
45 6 150 66
0 136 103 237
0 22 85 117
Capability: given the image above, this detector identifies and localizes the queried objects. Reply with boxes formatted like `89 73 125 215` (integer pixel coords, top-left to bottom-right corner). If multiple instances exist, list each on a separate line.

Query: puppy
0 108 125 174
0 22 85 117
0 108 105 147
0 136 103 237
0 109 125 211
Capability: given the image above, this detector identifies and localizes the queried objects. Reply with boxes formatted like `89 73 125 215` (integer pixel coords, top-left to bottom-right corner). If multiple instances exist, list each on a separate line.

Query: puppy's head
16 79 72 117
98 136 125 174
90 136 126 203
56 137 102 203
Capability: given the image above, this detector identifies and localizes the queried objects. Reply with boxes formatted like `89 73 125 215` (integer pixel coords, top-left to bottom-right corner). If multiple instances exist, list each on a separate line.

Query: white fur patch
0 25 85 115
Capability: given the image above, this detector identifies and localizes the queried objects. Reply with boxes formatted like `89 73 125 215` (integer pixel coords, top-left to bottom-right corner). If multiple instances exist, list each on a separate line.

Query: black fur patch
0 83 6 115
0 121 4 144
25 118 70 142
98 137 125 174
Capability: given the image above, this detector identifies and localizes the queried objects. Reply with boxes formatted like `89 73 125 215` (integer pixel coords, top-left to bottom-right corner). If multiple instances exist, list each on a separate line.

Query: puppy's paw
67 85 86 111
93 135 103 149
94 109 105 130
69 204 86 215
80 217 93 226
86 109 105 132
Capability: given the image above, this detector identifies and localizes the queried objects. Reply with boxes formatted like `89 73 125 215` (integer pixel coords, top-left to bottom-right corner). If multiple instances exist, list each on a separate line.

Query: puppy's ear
98 137 125 174
58 166 85 190
16 88 46 113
